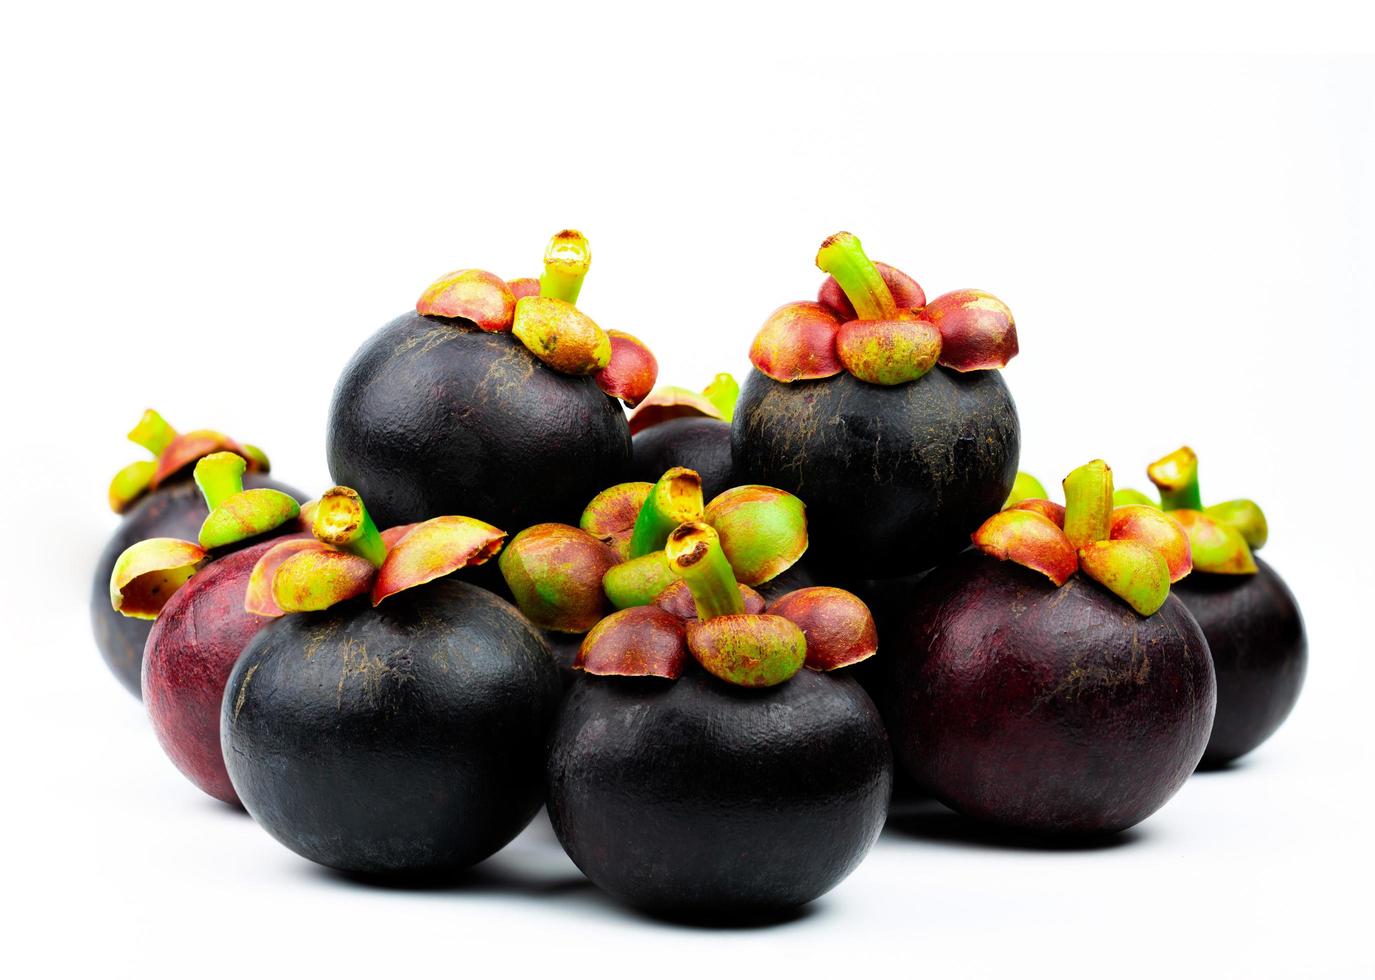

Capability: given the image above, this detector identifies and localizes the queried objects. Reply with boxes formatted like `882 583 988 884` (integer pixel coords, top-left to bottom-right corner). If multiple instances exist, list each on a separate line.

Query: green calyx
312 486 387 567
193 452 299 550
1003 471 1049 509
603 552 679 609
1062 459 1114 550
1113 488 1160 509
1204 499 1268 549
538 229 591 305
703 373 739 422
815 232 898 321
1146 446 1267 568
628 467 705 558
665 522 746 620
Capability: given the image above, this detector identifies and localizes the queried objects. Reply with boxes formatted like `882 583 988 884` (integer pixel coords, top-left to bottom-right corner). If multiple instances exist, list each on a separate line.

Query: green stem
815 232 897 320
628 467 704 558
666 522 745 620
538 229 591 305
313 486 388 567
193 452 246 511
1147 446 1203 511
1062 459 1114 550
128 409 177 456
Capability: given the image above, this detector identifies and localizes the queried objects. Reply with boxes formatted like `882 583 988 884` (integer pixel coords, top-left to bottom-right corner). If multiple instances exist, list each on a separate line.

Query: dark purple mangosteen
885 460 1215 836
220 487 561 876
732 233 1020 578
93 410 301 698
1138 446 1307 767
326 231 659 531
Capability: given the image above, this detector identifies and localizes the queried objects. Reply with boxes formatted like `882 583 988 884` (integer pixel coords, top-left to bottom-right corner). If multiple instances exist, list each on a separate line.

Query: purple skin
886 551 1216 836
631 417 736 502
1172 558 1307 768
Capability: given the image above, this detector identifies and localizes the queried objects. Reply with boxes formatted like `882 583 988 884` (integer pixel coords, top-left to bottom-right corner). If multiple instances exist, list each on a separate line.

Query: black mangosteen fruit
885 459 1215 836
1133 446 1307 767
93 410 302 697
544 519 889 917
628 373 739 500
108 452 304 802
732 232 1020 578
326 230 659 530
221 487 561 875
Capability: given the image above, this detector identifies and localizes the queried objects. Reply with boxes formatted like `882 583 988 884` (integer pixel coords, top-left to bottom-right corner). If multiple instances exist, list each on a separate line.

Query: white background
4 3 1372 978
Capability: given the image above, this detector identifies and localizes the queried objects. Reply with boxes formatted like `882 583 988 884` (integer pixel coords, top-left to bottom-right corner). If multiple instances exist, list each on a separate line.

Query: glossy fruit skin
144 537 295 805
1172 558 1306 768
326 312 632 530
887 551 1215 836
732 367 1019 578
631 417 735 501
222 580 562 876
547 666 892 916
90 474 301 699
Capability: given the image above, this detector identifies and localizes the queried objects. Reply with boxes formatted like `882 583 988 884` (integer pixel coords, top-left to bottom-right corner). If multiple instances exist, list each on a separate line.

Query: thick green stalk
193 452 247 511
666 522 745 620
815 232 897 320
538 229 591 305
313 486 387 567
628 467 704 558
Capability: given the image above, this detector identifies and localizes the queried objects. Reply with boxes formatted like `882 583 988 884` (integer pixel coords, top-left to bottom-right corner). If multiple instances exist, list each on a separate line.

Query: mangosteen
93 410 301 698
885 460 1216 836
221 486 561 875
546 519 889 917
326 230 659 530
731 232 1020 578
107 453 304 802
1138 446 1306 767
628 374 739 499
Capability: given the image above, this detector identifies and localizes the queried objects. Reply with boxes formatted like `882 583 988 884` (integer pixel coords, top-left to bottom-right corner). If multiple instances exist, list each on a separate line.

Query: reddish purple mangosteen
500 469 890 918
93 410 302 697
886 459 1216 837
1125 447 1306 768
732 232 1021 578
627 374 739 501
220 487 561 876
108 452 304 803
326 231 659 532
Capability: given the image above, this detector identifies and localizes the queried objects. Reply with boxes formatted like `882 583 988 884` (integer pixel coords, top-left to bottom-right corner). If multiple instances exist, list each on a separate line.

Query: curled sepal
595 330 659 407
576 606 688 679
629 467 704 558
580 482 652 560
1062 459 1114 550
1109 505 1192 583
1170 510 1258 575
1009 498 1066 527
921 290 1018 371
835 313 941 386
1003 471 1048 508
749 302 844 383
373 516 506 605
768 587 878 671
626 386 724 435
686 614 807 688
702 485 807 586
1205 499 1268 549
195 453 299 549
1114 488 1161 509
109 538 207 619
497 523 618 632
416 268 516 332
1147 446 1203 511
819 261 925 321
702 373 739 422
603 552 680 610
655 579 765 620
244 538 328 617
507 277 541 300
1078 540 1171 617
272 549 376 613
109 460 157 513
971 510 1078 586
512 296 612 375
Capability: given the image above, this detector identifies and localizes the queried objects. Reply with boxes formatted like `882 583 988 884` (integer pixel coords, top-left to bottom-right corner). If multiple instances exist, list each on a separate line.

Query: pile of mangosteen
93 228 1305 919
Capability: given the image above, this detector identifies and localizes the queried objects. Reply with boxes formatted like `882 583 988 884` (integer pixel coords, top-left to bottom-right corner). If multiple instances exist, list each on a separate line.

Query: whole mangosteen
326 231 659 530
93 410 301 697
886 460 1216 836
732 232 1020 578
221 487 561 875
1138 446 1307 768
108 452 304 802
